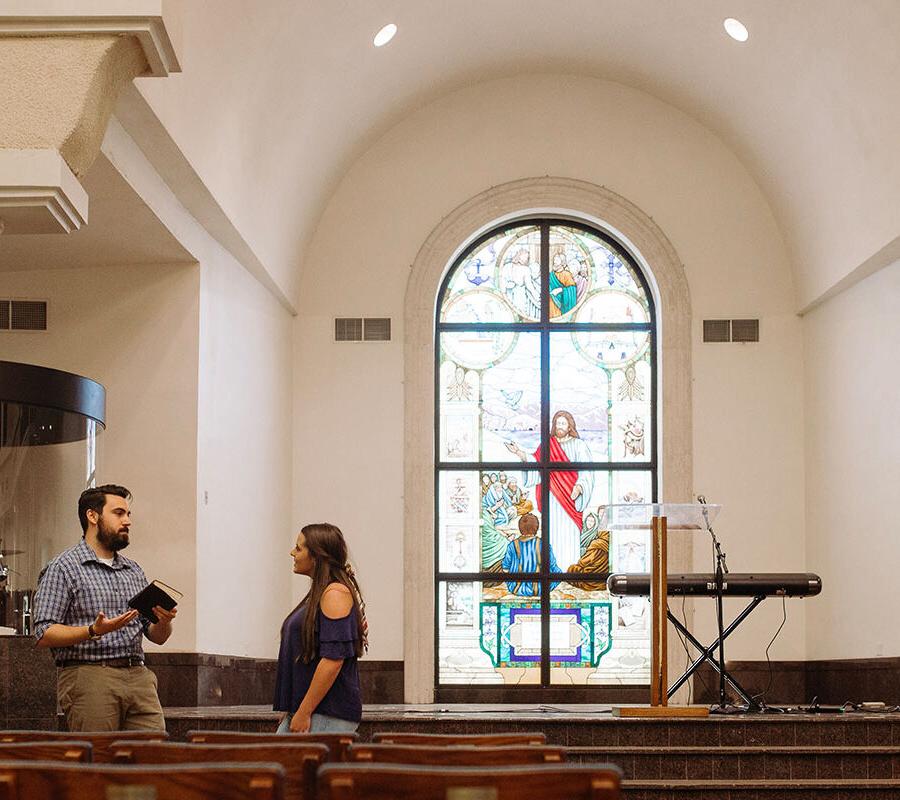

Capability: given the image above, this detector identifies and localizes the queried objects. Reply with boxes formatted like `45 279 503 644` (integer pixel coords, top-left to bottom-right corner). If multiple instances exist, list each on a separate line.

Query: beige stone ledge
0 4 180 232
0 1 180 76
0 148 88 234
0 35 149 177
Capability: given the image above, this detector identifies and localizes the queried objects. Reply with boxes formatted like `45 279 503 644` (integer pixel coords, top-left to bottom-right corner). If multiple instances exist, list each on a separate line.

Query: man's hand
146 605 177 645
570 484 583 501
38 609 139 648
93 609 139 635
151 606 177 625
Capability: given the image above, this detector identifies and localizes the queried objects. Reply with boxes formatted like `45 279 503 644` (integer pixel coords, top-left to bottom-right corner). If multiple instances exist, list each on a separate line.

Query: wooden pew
317 763 621 800
112 740 328 800
186 730 357 762
0 742 92 762
0 730 168 762
346 742 566 766
371 731 547 746
0 760 285 800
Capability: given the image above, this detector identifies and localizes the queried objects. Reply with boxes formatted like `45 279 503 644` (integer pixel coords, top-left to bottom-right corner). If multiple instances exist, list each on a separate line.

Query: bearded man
33 484 177 731
505 410 594 572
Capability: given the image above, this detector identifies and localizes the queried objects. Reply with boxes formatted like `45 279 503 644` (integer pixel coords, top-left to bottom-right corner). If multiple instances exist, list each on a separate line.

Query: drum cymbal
0 549 22 556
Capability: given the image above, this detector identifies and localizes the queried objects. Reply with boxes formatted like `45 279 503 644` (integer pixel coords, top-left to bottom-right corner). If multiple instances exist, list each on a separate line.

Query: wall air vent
363 317 391 341
702 319 730 343
334 318 363 342
702 318 760 343
731 318 760 343
2 299 47 331
334 317 392 342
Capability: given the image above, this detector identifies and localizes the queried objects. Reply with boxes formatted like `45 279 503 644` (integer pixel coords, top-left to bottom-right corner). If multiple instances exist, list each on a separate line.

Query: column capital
0 2 180 233
0 1 180 76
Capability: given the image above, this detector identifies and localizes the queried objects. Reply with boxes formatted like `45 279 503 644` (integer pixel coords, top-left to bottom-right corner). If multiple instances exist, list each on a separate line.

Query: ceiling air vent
334 318 363 342
5 300 47 331
363 317 391 341
702 319 730 343
731 318 760 343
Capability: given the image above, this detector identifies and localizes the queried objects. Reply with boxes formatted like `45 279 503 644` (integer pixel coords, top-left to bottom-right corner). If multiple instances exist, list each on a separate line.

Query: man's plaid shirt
33 538 152 664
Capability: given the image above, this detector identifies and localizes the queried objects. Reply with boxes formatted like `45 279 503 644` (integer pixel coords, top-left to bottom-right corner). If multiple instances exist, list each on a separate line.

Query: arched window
435 218 657 700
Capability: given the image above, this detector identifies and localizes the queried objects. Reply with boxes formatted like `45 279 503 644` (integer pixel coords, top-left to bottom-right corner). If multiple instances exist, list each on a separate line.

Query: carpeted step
623 777 900 799
572 745 900 780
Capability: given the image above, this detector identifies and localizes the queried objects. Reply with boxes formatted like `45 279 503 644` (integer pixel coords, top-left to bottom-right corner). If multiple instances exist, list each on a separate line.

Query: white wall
98 113 297 660
803 258 900 659
691 311 806 659
295 73 805 663
0 248 295 661
292 314 404 661
195 240 294 658
0 262 201 651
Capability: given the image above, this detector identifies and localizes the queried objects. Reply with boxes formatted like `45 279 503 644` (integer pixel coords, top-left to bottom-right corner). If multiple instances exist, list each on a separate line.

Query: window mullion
540 221 551 688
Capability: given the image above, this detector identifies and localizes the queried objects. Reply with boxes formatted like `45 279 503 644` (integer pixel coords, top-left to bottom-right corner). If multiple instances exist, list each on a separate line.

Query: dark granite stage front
160 703 900 796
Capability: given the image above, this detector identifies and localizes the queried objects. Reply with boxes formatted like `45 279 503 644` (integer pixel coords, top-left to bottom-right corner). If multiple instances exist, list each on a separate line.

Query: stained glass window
436 220 657 694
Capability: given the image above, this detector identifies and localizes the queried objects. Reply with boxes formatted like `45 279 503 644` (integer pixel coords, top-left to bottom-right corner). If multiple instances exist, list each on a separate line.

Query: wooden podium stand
613 513 709 718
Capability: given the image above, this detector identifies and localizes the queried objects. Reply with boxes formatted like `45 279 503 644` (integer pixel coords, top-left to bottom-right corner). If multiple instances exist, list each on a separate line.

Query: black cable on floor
752 595 787 709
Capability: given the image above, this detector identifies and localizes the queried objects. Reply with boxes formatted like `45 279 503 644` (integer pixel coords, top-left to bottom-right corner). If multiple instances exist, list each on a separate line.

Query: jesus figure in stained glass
505 410 594 572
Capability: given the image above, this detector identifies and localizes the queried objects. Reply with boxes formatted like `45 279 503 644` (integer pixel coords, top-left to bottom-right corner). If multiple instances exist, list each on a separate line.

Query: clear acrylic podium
600 503 720 717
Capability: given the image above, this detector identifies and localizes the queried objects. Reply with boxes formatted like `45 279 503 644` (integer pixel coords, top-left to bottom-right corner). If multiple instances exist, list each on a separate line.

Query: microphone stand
698 496 733 712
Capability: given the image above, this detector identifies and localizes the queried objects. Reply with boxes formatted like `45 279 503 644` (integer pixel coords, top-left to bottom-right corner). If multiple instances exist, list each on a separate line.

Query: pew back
371 731 547 746
317 763 621 800
112 741 327 800
0 760 285 800
186 730 357 761
0 730 168 763
0 742 91 763
346 743 566 766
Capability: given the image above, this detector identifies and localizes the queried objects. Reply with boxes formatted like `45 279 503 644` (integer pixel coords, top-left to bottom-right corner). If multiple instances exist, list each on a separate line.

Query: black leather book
128 580 183 623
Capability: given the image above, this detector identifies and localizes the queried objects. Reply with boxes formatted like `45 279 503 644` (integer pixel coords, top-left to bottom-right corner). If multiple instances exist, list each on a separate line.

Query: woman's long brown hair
290 522 368 663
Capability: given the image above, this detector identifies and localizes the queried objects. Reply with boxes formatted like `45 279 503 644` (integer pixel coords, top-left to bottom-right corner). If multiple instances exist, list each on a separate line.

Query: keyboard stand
666 594 766 710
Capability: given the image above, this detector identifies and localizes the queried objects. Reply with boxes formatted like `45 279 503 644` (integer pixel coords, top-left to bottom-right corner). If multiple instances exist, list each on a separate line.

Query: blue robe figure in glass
502 513 561 596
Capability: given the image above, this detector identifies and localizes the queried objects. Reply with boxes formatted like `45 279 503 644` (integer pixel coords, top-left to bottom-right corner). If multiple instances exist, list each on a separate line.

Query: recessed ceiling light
723 18 749 42
373 23 397 47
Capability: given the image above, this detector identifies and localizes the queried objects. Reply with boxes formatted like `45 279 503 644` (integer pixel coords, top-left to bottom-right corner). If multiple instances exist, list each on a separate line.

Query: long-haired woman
273 523 367 732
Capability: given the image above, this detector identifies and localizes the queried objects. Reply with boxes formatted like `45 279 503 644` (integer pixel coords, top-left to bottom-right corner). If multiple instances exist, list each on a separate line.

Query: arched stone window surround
403 177 692 702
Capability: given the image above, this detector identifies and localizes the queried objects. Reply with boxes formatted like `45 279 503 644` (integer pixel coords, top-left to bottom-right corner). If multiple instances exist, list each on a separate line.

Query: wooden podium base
610 514 711 720
612 705 710 718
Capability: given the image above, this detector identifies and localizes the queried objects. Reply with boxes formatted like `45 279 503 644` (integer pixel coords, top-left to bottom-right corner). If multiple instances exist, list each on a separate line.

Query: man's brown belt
58 656 144 668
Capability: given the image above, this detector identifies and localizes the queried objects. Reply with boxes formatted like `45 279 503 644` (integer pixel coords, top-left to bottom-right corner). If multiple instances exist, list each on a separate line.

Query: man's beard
96 519 130 552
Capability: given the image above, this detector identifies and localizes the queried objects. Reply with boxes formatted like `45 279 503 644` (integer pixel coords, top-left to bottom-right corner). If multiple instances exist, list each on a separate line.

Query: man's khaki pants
58 665 165 731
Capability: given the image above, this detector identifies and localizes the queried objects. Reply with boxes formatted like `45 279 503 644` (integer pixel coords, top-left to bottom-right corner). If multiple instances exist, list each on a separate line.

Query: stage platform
44 704 872 796
163 702 900 737
161 703 900 796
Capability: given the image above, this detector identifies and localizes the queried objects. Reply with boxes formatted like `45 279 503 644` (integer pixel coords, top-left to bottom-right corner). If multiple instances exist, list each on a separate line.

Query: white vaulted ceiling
96 0 900 307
